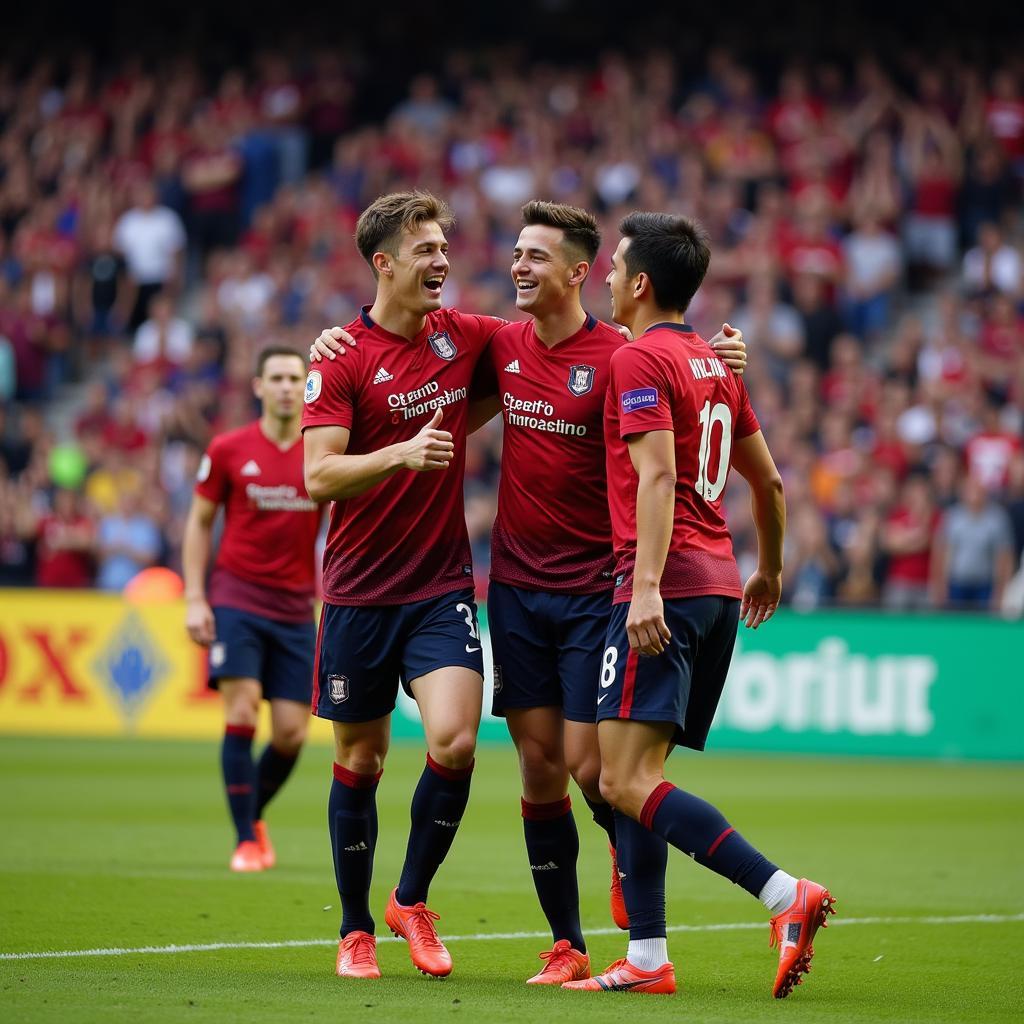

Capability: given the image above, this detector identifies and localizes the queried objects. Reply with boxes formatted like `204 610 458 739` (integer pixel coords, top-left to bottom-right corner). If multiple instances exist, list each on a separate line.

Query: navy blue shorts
595 595 739 750
488 581 610 723
313 588 484 723
208 606 316 704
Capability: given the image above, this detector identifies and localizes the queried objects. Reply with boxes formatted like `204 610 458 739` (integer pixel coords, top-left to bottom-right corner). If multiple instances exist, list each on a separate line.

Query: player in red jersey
564 213 835 999
302 191 507 980
309 200 747 984
183 347 323 873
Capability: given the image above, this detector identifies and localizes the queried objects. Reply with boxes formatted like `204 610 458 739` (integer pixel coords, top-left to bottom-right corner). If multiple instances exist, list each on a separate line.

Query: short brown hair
355 190 454 278
521 200 601 266
256 346 305 376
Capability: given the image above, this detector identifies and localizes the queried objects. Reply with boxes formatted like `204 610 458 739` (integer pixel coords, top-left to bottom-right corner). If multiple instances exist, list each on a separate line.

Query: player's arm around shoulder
731 429 786 629
304 408 455 502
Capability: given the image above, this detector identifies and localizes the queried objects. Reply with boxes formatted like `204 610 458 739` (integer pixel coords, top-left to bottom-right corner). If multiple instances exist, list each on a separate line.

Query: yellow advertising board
0 590 334 742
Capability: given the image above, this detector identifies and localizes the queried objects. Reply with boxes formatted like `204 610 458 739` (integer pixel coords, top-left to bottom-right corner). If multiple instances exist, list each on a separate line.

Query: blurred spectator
96 489 161 592
32 488 96 587
113 181 186 330
962 222 1022 298
881 474 939 610
842 211 903 338
931 476 1016 610
132 293 194 366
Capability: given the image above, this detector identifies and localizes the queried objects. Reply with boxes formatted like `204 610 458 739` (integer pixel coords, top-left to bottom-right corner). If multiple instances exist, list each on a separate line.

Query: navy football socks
330 763 382 938
641 782 778 897
522 796 586 952
614 810 668 939
396 754 473 906
583 792 617 848
221 725 257 844
255 744 299 820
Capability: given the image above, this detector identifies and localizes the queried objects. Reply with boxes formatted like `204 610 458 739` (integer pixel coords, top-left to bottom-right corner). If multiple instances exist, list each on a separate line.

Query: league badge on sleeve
304 370 322 404
428 331 457 361
196 453 211 482
567 364 596 397
621 387 659 413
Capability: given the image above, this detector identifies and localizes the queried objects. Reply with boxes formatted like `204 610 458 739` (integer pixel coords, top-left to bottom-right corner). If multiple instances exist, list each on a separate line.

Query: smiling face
511 223 584 318
378 219 450 316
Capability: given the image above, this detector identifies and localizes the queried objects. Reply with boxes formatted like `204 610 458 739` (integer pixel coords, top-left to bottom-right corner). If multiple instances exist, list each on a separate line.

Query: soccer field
1 738 1022 1023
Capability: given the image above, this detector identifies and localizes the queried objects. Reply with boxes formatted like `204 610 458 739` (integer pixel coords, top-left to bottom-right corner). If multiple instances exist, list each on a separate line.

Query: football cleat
253 820 275 869
229 840 264 873
562 957 676 994
769 878 836 998
525 939 590 985
384 887 453 977
609 844 628 930
335 930 381 979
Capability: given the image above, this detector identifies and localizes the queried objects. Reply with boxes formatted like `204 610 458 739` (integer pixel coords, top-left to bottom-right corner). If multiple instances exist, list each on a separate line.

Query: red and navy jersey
486 315 625 593
302 306 503 605
604 323 761 604
195 420 322 622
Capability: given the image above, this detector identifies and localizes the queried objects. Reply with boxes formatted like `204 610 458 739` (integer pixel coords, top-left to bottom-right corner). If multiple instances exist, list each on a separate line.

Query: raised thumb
427 406 443 428
722 322 737 336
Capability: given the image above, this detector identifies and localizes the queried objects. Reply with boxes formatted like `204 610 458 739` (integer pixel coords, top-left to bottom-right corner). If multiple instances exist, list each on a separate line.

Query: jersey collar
643 321 695 335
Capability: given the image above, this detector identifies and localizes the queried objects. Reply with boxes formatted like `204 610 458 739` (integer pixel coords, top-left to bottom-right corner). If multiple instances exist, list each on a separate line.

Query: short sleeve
734 379 761 439
609 345 673 439
195 435 230 504
301 355 356 432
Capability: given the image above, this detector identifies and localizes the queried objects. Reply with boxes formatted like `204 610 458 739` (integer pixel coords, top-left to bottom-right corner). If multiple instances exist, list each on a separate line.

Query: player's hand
616 325 634 342
309 326 357 362
626 587 672 656
185 597 216 647
740 569 782 629
710 323 746 375
400 407 454 472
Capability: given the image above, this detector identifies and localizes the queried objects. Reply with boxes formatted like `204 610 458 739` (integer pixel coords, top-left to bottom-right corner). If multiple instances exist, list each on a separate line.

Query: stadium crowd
0 42 1022 612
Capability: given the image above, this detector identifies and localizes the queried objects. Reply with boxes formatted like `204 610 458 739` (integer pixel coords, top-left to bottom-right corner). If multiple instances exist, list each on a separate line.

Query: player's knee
429 731 477 770
517 735 563 789
273 722 307 754
598 768 631 811
569 756 602 803
334 734 388 776
224 700 260 729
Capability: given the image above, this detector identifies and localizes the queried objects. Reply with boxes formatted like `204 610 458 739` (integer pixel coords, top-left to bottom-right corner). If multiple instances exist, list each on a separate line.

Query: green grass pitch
2 736 1022 1023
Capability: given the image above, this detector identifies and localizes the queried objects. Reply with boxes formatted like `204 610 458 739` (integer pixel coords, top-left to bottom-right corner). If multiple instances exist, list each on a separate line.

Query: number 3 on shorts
456 602 480 641
601 645 618 688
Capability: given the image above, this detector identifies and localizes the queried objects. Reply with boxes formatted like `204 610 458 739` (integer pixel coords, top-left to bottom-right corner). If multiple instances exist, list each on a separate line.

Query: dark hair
256 346 306 376
355 190 454 278
521 200 601 266
618 212 711 313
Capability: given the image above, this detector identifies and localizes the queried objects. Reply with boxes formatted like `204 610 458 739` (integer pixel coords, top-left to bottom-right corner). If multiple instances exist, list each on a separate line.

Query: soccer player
310 200 747 986
302 191 506 981
562 213 835 998
183 347 323 873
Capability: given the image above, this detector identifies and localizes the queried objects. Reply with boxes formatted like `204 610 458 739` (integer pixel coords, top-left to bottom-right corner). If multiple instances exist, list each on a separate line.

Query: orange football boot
609 844 629 929
229 840 264 872
335 930 381 979
384 887 453 977
562 957 676 994
253 820 276 869
769 878 837 998
525 939 590 985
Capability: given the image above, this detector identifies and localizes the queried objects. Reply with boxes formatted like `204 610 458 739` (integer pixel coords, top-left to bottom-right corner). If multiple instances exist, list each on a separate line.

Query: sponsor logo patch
304 370 322 404
621 386 659 413
504 359 520 374
373 366 393 384
196 453 212 483
428 331 457 361
209 642 226 668
328 673 349 704
567 363 596 397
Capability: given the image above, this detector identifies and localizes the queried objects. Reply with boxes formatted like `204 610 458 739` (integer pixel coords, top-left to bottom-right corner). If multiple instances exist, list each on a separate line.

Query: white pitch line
2 913 1022 962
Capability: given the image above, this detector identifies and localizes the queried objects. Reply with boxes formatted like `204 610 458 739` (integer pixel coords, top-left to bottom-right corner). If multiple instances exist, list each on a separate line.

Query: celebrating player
302 191 506 981
310 200 747 986
183 347 323 873
562 213 835 998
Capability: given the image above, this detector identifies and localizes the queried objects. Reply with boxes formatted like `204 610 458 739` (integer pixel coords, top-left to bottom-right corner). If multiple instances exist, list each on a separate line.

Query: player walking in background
183 347 322 873
563 213 835 998
302 191 506 981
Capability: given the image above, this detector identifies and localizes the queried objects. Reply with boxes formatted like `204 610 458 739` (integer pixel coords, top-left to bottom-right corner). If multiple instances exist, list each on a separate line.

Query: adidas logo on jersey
240 460 261 476
373 366 394 384
504 359 521 373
